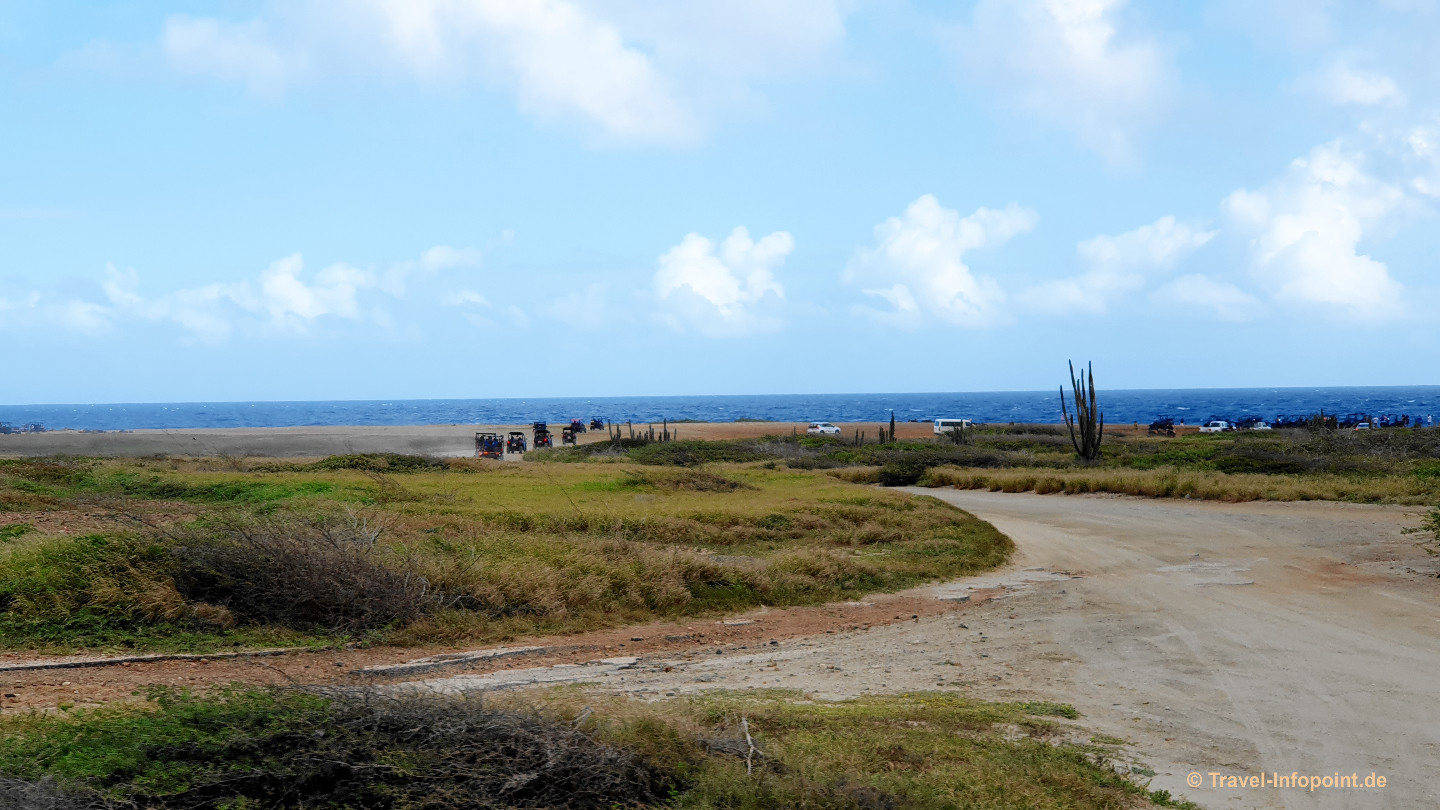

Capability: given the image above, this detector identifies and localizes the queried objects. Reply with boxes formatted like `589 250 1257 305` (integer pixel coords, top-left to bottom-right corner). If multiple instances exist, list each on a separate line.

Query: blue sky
2 0 1438 404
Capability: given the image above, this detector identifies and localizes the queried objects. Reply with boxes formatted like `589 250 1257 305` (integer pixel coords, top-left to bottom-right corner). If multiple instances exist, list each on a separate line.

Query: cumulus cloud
5 246 478 341
1302 63 1405 106
844 195 1035 329
1152 274 1264 322
1020 216 1216 313
1224 141 1407 318
157 0 849 144
654 226 791 337
949 0 1174 163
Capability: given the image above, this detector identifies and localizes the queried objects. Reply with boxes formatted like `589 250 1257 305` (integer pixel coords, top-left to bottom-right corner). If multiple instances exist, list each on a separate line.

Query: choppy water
2 387 1439 432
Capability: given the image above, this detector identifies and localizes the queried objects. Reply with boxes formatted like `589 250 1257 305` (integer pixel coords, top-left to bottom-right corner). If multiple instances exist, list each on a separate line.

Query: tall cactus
1061 360 1104 461
889 410 896 444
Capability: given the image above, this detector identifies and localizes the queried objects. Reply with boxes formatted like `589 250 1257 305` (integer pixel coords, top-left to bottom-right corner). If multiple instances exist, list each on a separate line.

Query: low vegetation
543 425 1440 504
0 686 1195 809
0 457 1010 653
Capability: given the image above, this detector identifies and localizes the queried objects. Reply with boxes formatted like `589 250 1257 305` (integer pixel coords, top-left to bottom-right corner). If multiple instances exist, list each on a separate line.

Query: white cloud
12 245 475 341
56 300 112 336
1152 275 1264 322
654 226 791 337
949 0 1174 163
1304 63 1405 106
1224 141 1407 318
156 0 850 144
844 195 1035 329
382 244 482 295
259 254 373 326
164 16 305 97
441 289 489 307
1020 216 1216 313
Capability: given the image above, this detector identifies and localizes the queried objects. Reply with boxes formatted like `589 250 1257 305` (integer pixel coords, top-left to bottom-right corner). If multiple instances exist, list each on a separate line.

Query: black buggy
475 432 504 459
506 431 528 454
1147 418 1175 437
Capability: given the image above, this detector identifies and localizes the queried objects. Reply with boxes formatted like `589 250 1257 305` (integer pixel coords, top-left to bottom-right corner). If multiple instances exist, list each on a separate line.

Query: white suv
1199 420 1231 433
806 422 841 435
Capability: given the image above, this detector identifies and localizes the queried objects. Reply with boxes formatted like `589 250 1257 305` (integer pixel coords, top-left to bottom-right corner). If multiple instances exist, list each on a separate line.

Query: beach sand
0 420 931 458
0 419 1184 459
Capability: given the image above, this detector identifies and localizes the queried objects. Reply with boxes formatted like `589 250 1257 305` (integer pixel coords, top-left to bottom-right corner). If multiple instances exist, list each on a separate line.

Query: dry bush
167 511 445 632
304 689 679 809
625 468 754 492
0 688 679 810
0 777 114 810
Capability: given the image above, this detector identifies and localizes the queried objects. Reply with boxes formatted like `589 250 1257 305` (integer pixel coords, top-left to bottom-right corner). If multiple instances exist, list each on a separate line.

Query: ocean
2 387 1439 432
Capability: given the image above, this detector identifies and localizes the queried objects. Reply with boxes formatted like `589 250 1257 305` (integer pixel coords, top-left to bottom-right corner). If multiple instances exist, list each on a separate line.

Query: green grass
538 429 1440 504
0 458 1011 653
0 522 34 541
0 686 1195 810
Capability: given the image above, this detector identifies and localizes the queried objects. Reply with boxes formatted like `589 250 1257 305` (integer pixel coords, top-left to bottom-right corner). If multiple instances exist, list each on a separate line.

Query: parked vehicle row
475 418 607 457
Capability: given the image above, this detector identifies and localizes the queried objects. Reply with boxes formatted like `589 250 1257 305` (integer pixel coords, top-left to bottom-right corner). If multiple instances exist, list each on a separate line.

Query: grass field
0 685 1195 810
0 457 1010 654
541 425 1440 505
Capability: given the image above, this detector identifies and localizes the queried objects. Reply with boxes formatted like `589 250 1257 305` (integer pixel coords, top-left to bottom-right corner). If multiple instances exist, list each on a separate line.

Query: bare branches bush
167 511 444 633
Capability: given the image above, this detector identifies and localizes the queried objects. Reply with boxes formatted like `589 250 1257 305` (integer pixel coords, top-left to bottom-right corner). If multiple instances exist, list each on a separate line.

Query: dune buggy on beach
532 422 553 449
474 432 504 459
506 431 528 454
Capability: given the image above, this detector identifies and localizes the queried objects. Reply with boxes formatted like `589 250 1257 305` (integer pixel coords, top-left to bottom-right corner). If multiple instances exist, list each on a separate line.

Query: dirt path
397 492 1439 809
899 492 1440 809
6 492 1436 808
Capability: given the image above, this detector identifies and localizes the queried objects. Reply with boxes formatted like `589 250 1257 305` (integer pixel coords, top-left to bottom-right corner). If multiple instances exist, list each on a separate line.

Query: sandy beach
0 420 940 458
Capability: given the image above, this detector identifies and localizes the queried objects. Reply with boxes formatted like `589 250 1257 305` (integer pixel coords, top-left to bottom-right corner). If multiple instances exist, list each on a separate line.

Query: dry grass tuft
922 465 1436 503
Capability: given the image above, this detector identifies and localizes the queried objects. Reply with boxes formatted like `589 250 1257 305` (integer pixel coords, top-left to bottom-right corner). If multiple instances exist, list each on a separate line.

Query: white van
933 418 973 435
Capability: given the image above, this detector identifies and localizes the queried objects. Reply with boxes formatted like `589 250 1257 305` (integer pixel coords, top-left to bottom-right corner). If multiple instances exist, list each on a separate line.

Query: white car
1199 420 1231 433
806 421 841 435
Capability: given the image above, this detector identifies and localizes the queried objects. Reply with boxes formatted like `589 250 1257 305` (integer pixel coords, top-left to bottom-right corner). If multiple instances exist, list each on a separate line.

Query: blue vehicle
475 432 504 459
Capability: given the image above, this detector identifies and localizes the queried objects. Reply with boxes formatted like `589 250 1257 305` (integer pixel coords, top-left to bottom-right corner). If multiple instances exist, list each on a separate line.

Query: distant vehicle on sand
1199 420 1232 433
807 422 841 435
475 432 504 459
933 418 973 435
506 432 528 453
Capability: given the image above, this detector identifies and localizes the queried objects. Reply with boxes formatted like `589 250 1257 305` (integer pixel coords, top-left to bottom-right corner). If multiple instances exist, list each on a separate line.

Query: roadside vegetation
0 685 1194 809
0 457 1009 654
540 425 1440 504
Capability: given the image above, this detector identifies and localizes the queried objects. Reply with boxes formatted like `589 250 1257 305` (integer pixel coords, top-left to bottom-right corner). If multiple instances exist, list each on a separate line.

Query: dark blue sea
3 387 1439 432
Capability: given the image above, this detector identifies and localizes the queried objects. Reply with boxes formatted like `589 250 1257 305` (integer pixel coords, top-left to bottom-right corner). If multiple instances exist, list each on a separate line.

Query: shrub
0 687 677 810
0 534 214 647
304 453 446 473
168 512 443 632
626 440 771 466
623 469 753 492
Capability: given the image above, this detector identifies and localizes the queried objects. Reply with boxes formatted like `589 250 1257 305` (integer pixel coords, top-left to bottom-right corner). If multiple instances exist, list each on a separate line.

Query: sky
2 0 1439 404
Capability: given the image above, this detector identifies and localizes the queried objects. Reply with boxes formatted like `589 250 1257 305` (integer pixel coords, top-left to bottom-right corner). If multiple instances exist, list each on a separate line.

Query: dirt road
398 491 1440 809
905 492 1440 809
